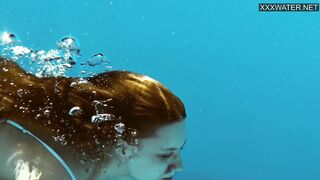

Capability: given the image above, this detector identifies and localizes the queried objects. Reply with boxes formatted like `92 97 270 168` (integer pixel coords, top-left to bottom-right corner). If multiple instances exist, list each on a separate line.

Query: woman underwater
0 57 186 180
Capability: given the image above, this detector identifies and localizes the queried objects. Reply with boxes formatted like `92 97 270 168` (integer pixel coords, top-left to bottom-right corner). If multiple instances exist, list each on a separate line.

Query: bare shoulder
0 121 70 180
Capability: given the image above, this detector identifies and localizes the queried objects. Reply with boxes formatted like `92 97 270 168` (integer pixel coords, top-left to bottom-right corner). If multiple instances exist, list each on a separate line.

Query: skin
0 121 69 180
97 120 186 180
0 120 186 180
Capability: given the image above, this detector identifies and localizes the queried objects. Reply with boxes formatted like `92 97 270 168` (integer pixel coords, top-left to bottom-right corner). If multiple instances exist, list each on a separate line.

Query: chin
161 176 173 180
161 173 175 180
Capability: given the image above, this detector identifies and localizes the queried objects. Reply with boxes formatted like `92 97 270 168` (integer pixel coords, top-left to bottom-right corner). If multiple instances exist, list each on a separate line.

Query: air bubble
70 82 77 87
131 129 137 136
68 106 82 116
57 36 80 55
78 78 88 84
0 32 16 45
114 123 125 134
43 109 50 117
63 63 72 68
87 53 106 66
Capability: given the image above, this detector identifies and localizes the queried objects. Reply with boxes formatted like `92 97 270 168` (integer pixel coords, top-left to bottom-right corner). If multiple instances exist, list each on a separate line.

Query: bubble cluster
57 37 79 53
115 138 138 160
90 99 117 123
93 99 112 114
0 31 113 78
53 134 67 145
10 46 31 56
0 31 127 164
91 113 115 123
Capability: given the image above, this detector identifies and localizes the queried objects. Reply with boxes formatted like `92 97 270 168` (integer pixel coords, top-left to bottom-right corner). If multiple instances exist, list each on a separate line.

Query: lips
162 169 175 179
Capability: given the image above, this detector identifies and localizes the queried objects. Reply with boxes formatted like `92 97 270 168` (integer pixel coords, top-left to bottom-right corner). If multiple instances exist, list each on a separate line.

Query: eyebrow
162 139 187 151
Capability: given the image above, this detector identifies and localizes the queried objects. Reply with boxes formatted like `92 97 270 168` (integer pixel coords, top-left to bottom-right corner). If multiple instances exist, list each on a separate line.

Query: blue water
1 0 320 179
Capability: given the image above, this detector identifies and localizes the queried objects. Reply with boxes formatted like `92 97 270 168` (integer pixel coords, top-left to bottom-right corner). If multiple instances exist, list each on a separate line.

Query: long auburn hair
0 57 186 165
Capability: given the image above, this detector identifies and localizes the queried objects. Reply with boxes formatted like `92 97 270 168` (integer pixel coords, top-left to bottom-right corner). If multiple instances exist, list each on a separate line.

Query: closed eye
159 152 174 159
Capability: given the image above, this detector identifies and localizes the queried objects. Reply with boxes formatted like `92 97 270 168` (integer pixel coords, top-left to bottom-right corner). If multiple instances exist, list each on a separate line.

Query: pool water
1 0 320 179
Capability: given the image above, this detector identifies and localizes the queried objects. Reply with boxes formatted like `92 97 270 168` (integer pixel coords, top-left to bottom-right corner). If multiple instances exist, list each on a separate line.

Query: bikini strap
5 120 76 180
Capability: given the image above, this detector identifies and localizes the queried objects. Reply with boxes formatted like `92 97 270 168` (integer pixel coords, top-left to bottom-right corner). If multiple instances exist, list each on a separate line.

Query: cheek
127 156 168 179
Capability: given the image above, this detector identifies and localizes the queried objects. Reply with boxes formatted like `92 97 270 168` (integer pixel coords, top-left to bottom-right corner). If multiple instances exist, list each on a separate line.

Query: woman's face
125 120 186 180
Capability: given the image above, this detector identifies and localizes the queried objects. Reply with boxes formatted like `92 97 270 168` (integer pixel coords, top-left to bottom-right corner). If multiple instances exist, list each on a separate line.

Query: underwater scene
0 0 320 180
